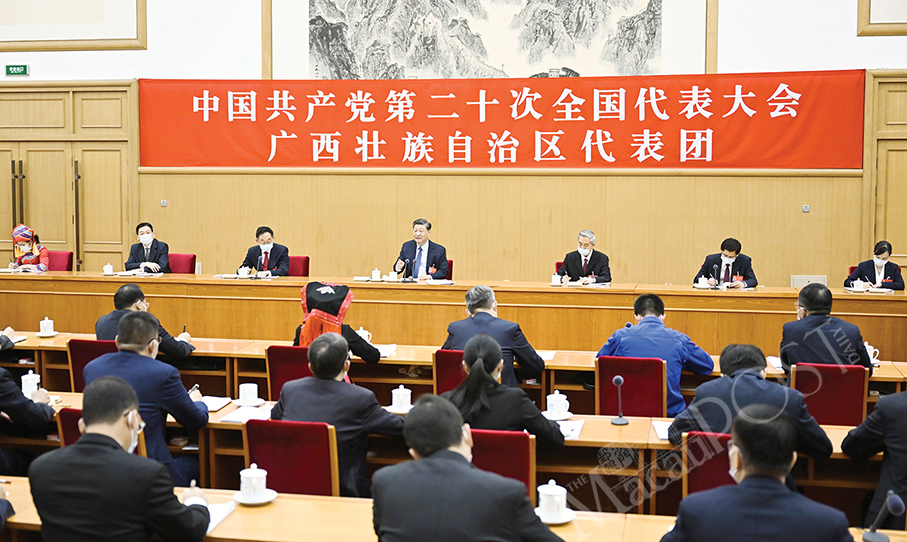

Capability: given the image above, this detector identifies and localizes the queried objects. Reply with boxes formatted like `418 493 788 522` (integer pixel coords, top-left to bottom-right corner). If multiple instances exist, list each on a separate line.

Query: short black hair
874 240 893 256
798 282 832 315
82 376 139 426
634 294 664 317
719 344 767 375
113 283 145 310
412 218 431 230
732 404 797 478
116 311 159 350
255 226 274 239
308 332 349 379
404 395 464 458
720 238 742 254
135 222 153 235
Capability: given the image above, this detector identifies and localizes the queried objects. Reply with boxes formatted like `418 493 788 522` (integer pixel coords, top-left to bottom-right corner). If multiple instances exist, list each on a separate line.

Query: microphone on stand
402 259 414 283
711 264 720 290
611 375 629 426
863 491 906 542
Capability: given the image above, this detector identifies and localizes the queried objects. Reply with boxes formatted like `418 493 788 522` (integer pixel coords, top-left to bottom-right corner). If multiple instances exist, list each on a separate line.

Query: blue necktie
414 247 423 278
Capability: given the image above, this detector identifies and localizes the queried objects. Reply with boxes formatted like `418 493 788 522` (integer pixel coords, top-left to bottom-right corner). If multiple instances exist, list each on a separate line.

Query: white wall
0 1 261 81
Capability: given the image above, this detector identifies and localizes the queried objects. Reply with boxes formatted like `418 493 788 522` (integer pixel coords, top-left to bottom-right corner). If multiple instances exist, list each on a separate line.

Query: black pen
182 324 187 333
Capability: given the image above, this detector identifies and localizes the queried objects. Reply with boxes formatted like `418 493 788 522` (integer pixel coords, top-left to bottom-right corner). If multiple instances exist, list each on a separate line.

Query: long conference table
2 272 907 361
1 474 903 542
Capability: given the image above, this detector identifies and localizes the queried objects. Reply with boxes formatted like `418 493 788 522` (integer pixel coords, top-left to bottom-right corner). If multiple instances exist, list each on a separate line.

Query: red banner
139 70 864 169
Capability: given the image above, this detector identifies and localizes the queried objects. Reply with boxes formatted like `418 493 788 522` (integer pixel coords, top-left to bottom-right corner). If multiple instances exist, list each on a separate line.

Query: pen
188 383 199 395
0 480 10 484
182 324 187 333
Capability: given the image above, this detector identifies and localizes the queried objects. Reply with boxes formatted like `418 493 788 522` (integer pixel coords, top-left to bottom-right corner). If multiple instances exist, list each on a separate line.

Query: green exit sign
5 65 28 76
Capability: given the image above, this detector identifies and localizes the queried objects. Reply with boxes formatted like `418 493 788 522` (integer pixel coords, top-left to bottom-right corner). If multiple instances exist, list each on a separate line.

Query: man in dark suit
557 229 611 284
271 332 403 498
238 225 290 277
29 376 209 542
842 390 907 529
124 222 171 273
393 218 448 280
780 282 872 377
441 285 545 387
84 311 209 487
96 283 195 362
668 344 831 462
372 394 563 542
693 237 757 288
662 404 853 542
0 361 54 476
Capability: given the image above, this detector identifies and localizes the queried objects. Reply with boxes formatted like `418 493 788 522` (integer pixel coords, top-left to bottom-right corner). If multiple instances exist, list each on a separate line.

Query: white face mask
139 233 153 246
259 243 273 253
721 255 736 266
16 243 30 252
578 247 592 257
873 257 887 267
126 411 140 454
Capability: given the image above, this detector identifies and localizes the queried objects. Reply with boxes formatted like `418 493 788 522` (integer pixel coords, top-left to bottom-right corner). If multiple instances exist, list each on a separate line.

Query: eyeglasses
146 335 162 347
794 302 802 311
124 410 146 434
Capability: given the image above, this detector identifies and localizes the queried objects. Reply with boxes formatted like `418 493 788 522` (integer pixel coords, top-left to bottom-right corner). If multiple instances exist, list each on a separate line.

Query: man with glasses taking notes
84 312 209 487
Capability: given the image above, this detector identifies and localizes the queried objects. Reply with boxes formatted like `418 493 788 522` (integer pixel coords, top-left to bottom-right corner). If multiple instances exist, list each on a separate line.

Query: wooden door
18 142 75 257
74 142 129 271
0 144 16 264
875 140 907 264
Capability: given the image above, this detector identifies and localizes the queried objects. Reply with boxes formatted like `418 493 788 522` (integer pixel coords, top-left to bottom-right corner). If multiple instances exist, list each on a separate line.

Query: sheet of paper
219 404 273 423
557 419 585 440
376 344 397 358
652 420 672 441
12 336 27 344
201 396 232 412
767 356 783 370
207 501 236 534
537 350 557 362
427 279 455 285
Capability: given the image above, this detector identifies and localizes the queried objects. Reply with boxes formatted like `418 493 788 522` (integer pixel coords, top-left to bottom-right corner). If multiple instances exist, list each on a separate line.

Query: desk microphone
402 259 414 283
611 375 629 426
864 491 905 542
711 264 719 290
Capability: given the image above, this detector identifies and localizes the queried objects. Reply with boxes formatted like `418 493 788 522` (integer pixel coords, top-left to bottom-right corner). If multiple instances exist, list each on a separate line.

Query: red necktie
582 257 588 275
723 264 731 283
262 251 269 271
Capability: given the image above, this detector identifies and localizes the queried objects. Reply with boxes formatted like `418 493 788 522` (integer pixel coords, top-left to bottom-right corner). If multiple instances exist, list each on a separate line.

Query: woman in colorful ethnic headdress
10 224 48 272
293 282 380 363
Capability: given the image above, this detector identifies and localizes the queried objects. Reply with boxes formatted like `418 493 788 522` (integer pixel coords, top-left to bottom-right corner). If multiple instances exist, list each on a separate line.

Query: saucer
541 410 573 421
35 331 58 338
102 272 115 276
386 404 413 415
233 488 278 506
692 283 711 289
549 282 563 287
534 507 576 525
232 398 266 407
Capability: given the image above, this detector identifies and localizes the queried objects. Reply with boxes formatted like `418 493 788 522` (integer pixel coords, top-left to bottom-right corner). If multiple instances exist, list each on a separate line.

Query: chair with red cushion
46 250 73 271
682 431 734 497
57 407 146 456
288 256 310 277
68 339 118 392
264 345 312 401
848 266 858 276
471 429 537 505
555 261 563 274
243 419 339 496
595 356 667 417
791 363 868 426
445 259 453 280
169 253 197 274
433 349 465 394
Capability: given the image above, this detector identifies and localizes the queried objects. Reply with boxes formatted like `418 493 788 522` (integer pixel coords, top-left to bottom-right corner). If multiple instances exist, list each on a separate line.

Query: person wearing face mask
124 222 170 273
662 404 853 542
557 229 611 284
29 376 209 542
693 237 757 289
83 311 208 487
9 224 48 272
845 240 904 290
238 225 290 277
779 282 872 378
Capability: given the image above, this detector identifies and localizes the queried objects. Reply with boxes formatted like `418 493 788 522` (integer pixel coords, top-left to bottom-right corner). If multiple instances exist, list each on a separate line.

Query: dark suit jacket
779 314 872 376
372 449 563 542
694 253 758 287
29 433 209 542
0 367 55 432
271 376 403 498
661 475 853 542
125 239 171 273
96 309 196 361
83 351 209 484
441 382 564 449
239 243 290 276
294 323 381 364
441 312 545 388
394 240 448 279
557 250 611 283
0 335 12 352
845 260 905 290
842 391 907 529
668 371 832 460
0 500 13 531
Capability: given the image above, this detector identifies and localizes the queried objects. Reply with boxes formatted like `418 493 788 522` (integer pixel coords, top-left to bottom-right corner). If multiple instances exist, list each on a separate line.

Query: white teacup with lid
537 479 568 521
546 390 570 418
240 463 268 500
21 370 40 396
39 317 54 335
392 385 412 411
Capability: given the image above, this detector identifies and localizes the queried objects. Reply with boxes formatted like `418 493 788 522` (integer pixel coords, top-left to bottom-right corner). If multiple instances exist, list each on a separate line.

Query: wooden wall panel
74 92 127 134
0 93 69 133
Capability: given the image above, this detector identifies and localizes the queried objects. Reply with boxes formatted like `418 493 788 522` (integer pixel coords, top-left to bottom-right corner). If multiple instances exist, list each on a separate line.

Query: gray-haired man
557 229 611 284
441 286 545 387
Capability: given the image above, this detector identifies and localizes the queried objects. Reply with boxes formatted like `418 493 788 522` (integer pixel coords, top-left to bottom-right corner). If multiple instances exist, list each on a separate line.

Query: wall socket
161 200 167 207
802 205 810 213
